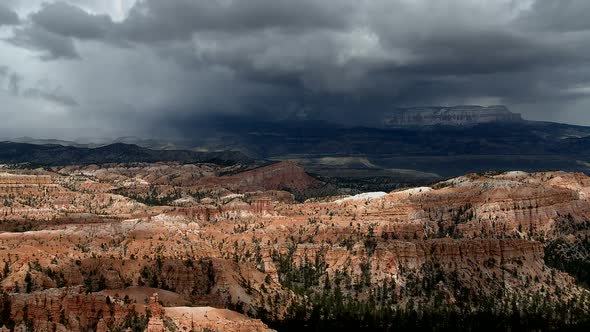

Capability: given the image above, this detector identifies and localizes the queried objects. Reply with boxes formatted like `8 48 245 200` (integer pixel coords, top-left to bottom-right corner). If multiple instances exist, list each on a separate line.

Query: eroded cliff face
0 165 589 330
0 287 272 332
299 171 590 241
383 105 523 126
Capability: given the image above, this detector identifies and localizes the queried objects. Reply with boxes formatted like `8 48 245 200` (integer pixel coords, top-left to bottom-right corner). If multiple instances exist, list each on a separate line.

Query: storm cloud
1 0 590 139
31 2 113 39
0 4 19 26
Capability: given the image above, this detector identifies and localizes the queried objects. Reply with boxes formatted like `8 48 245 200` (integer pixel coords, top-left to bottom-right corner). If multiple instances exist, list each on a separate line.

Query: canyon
0 162 589 331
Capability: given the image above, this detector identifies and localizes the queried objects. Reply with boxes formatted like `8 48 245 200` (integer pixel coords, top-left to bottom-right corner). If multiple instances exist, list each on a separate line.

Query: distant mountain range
0 142 250 166
4 105 590 188
4 136 186 151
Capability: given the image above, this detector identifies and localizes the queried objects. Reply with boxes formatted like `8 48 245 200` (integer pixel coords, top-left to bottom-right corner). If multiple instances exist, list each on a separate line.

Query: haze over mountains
4 105 590 191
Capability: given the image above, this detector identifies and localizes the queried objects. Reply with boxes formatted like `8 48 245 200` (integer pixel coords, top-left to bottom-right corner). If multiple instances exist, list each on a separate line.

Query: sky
1 0 590 140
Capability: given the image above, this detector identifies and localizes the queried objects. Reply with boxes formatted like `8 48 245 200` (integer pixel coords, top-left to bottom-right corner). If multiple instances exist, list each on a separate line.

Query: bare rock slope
0 164 589 330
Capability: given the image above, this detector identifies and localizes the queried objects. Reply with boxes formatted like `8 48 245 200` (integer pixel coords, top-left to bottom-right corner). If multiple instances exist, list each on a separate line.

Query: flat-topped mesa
383 105 523 127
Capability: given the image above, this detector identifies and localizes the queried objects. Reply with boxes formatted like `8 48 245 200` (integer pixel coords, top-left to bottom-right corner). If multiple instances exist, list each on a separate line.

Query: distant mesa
383 105 523 127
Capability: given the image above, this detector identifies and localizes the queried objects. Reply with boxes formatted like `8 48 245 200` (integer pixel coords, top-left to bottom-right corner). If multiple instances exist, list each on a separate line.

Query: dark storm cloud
31 1 113 39
106 0 590 112
0 4 19 26
5 1 113 60
9 25 80 60
118 0 354 42
388 30 569 75
2 0 590 138
518 0 590 32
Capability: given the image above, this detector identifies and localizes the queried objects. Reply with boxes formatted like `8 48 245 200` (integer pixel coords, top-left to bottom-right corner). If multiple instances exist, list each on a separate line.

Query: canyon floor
0 161 589 331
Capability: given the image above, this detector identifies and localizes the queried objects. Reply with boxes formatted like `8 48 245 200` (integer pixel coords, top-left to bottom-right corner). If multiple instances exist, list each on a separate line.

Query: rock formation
0 164 589 330
383 105 523 126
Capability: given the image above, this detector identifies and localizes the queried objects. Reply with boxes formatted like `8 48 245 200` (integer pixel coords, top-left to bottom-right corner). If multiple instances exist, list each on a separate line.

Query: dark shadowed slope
0 142 251 166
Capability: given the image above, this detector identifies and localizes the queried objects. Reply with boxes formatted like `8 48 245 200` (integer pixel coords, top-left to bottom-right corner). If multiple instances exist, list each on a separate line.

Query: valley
0 161 589 331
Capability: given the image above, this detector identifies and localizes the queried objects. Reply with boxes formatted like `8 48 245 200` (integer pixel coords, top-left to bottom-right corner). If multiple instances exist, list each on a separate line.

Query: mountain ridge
0 142 251 166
